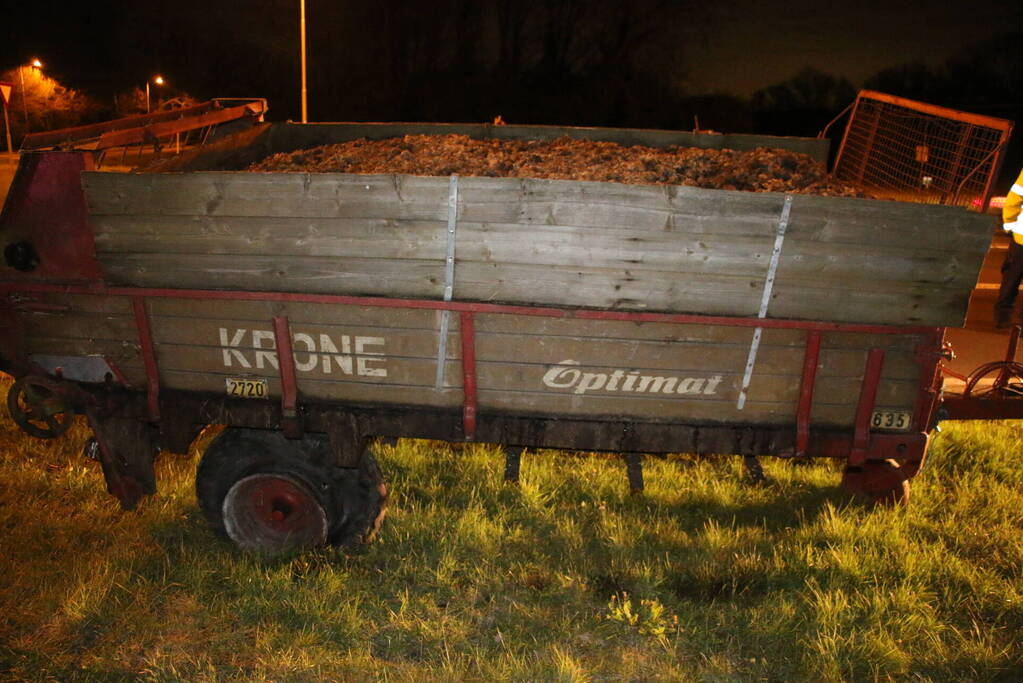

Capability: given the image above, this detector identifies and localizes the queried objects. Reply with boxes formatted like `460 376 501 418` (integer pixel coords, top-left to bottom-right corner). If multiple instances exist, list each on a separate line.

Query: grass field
1 376 1022 681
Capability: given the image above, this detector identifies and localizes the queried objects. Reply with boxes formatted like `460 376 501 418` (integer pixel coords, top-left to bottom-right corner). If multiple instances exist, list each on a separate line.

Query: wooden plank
455 261 961 323
148 297 444 329
153 343 462 388
81 158 989 327
98 254 446 298
476 388 902 427
92 214 447 241
472 360 918 407
474 333 921 380
22 336 142 366
19 312 138 342
151 317 457 360
8 292 134 316
476 314 922 351
93 214 984 304
84 172 451 220
477 314 803 345
158 369 463 408
786 193 995 252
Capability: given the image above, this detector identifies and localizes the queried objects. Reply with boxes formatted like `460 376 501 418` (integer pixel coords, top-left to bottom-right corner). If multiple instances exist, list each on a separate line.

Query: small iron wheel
196 428 387 553
222 473 329 552
6 376 75 439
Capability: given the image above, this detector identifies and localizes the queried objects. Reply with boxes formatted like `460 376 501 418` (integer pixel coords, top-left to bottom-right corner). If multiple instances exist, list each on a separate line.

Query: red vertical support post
848 348 885 467
795 330 822 457
132 296 160 422
459 311 478 441
273 315 302 438
912 328 947 433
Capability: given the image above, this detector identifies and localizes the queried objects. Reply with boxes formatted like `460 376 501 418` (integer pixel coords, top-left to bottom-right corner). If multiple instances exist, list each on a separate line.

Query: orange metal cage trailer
0 121 995 553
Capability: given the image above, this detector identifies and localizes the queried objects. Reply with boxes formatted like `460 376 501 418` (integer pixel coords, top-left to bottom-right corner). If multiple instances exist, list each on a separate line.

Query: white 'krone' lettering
220 328 251 368
217 328 388 378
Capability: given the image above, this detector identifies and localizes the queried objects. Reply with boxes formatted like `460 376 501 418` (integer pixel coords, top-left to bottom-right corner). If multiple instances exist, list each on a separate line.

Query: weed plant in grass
0 374 1021 681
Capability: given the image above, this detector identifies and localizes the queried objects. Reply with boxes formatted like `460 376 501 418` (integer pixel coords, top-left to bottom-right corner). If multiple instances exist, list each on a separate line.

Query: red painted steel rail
1 280 944 449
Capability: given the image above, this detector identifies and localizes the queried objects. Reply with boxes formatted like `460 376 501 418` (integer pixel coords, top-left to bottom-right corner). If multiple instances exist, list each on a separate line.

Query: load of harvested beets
247 134 864 197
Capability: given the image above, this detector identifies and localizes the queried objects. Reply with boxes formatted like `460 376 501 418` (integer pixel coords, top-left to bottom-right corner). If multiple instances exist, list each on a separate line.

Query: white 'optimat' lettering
542 360 723 396
219 328 387 377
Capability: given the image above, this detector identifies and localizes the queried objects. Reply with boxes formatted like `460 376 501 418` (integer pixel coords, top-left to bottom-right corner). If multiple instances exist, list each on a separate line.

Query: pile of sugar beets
248 134 864 197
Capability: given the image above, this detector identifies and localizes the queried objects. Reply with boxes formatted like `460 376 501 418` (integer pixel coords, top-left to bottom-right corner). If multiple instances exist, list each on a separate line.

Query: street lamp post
300 0 308 123
19 58 42 130
145 75 164 114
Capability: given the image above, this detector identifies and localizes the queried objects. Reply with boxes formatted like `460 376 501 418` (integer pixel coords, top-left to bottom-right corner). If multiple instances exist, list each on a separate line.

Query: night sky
685 0 1017 96
2 1 1021 181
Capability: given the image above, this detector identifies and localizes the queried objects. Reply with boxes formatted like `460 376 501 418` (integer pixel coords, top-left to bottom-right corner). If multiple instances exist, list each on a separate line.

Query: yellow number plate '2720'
871 410 911 431
226 378 269 399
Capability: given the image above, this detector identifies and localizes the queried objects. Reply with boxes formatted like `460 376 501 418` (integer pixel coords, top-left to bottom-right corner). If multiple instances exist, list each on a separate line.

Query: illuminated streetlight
19 58 43 130
145 75 165 114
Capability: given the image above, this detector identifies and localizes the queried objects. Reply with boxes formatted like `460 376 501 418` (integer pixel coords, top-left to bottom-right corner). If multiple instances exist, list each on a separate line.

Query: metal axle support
625 452 644 494
742 455 767 484
503 446 523 483
85 408 159 510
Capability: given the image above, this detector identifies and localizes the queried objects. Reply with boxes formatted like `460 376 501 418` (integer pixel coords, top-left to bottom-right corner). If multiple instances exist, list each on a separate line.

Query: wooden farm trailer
0 121 995 552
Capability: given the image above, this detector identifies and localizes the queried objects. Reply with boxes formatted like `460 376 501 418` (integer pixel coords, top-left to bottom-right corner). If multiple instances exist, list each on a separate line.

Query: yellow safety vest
1006 168 1023 245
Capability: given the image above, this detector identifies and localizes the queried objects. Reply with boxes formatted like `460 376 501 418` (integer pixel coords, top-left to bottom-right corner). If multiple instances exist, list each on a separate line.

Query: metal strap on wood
737 195 793 410
435 174 459 390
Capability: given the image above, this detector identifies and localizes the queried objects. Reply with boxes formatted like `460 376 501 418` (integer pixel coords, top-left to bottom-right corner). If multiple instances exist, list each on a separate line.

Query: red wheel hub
222 473 328 552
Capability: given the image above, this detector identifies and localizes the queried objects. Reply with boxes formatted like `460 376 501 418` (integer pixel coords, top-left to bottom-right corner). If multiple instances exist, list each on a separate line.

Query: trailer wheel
6 376 75 439
195 428 387 553
840 459 910 506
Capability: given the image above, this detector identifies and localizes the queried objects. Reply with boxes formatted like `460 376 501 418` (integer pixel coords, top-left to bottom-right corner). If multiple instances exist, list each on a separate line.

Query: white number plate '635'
225 378 269 399
871 410 911 431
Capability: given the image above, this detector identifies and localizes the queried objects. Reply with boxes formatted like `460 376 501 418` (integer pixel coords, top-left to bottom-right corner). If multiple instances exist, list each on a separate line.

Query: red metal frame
459 312 478 441
273 316 302 438
1 280 939 457
911 328 946 432
848 349 886 466
795 331 822 457
1 281 937 337
0 153 102 282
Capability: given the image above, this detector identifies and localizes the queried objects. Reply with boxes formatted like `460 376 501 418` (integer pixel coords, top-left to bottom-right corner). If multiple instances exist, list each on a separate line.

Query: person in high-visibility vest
996 168 1023 328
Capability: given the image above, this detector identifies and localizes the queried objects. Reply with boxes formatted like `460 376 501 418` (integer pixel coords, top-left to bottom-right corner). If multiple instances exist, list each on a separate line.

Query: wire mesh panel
833 90 1013 209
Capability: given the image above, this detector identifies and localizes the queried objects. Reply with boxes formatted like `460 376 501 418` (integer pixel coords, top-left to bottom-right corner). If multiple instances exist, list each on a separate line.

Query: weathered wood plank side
83 139 991 327
9 291 925 429
7 298 900 428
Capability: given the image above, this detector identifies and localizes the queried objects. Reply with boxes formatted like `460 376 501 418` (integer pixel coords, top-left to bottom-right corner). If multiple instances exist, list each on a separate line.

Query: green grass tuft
1 375 1022 680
